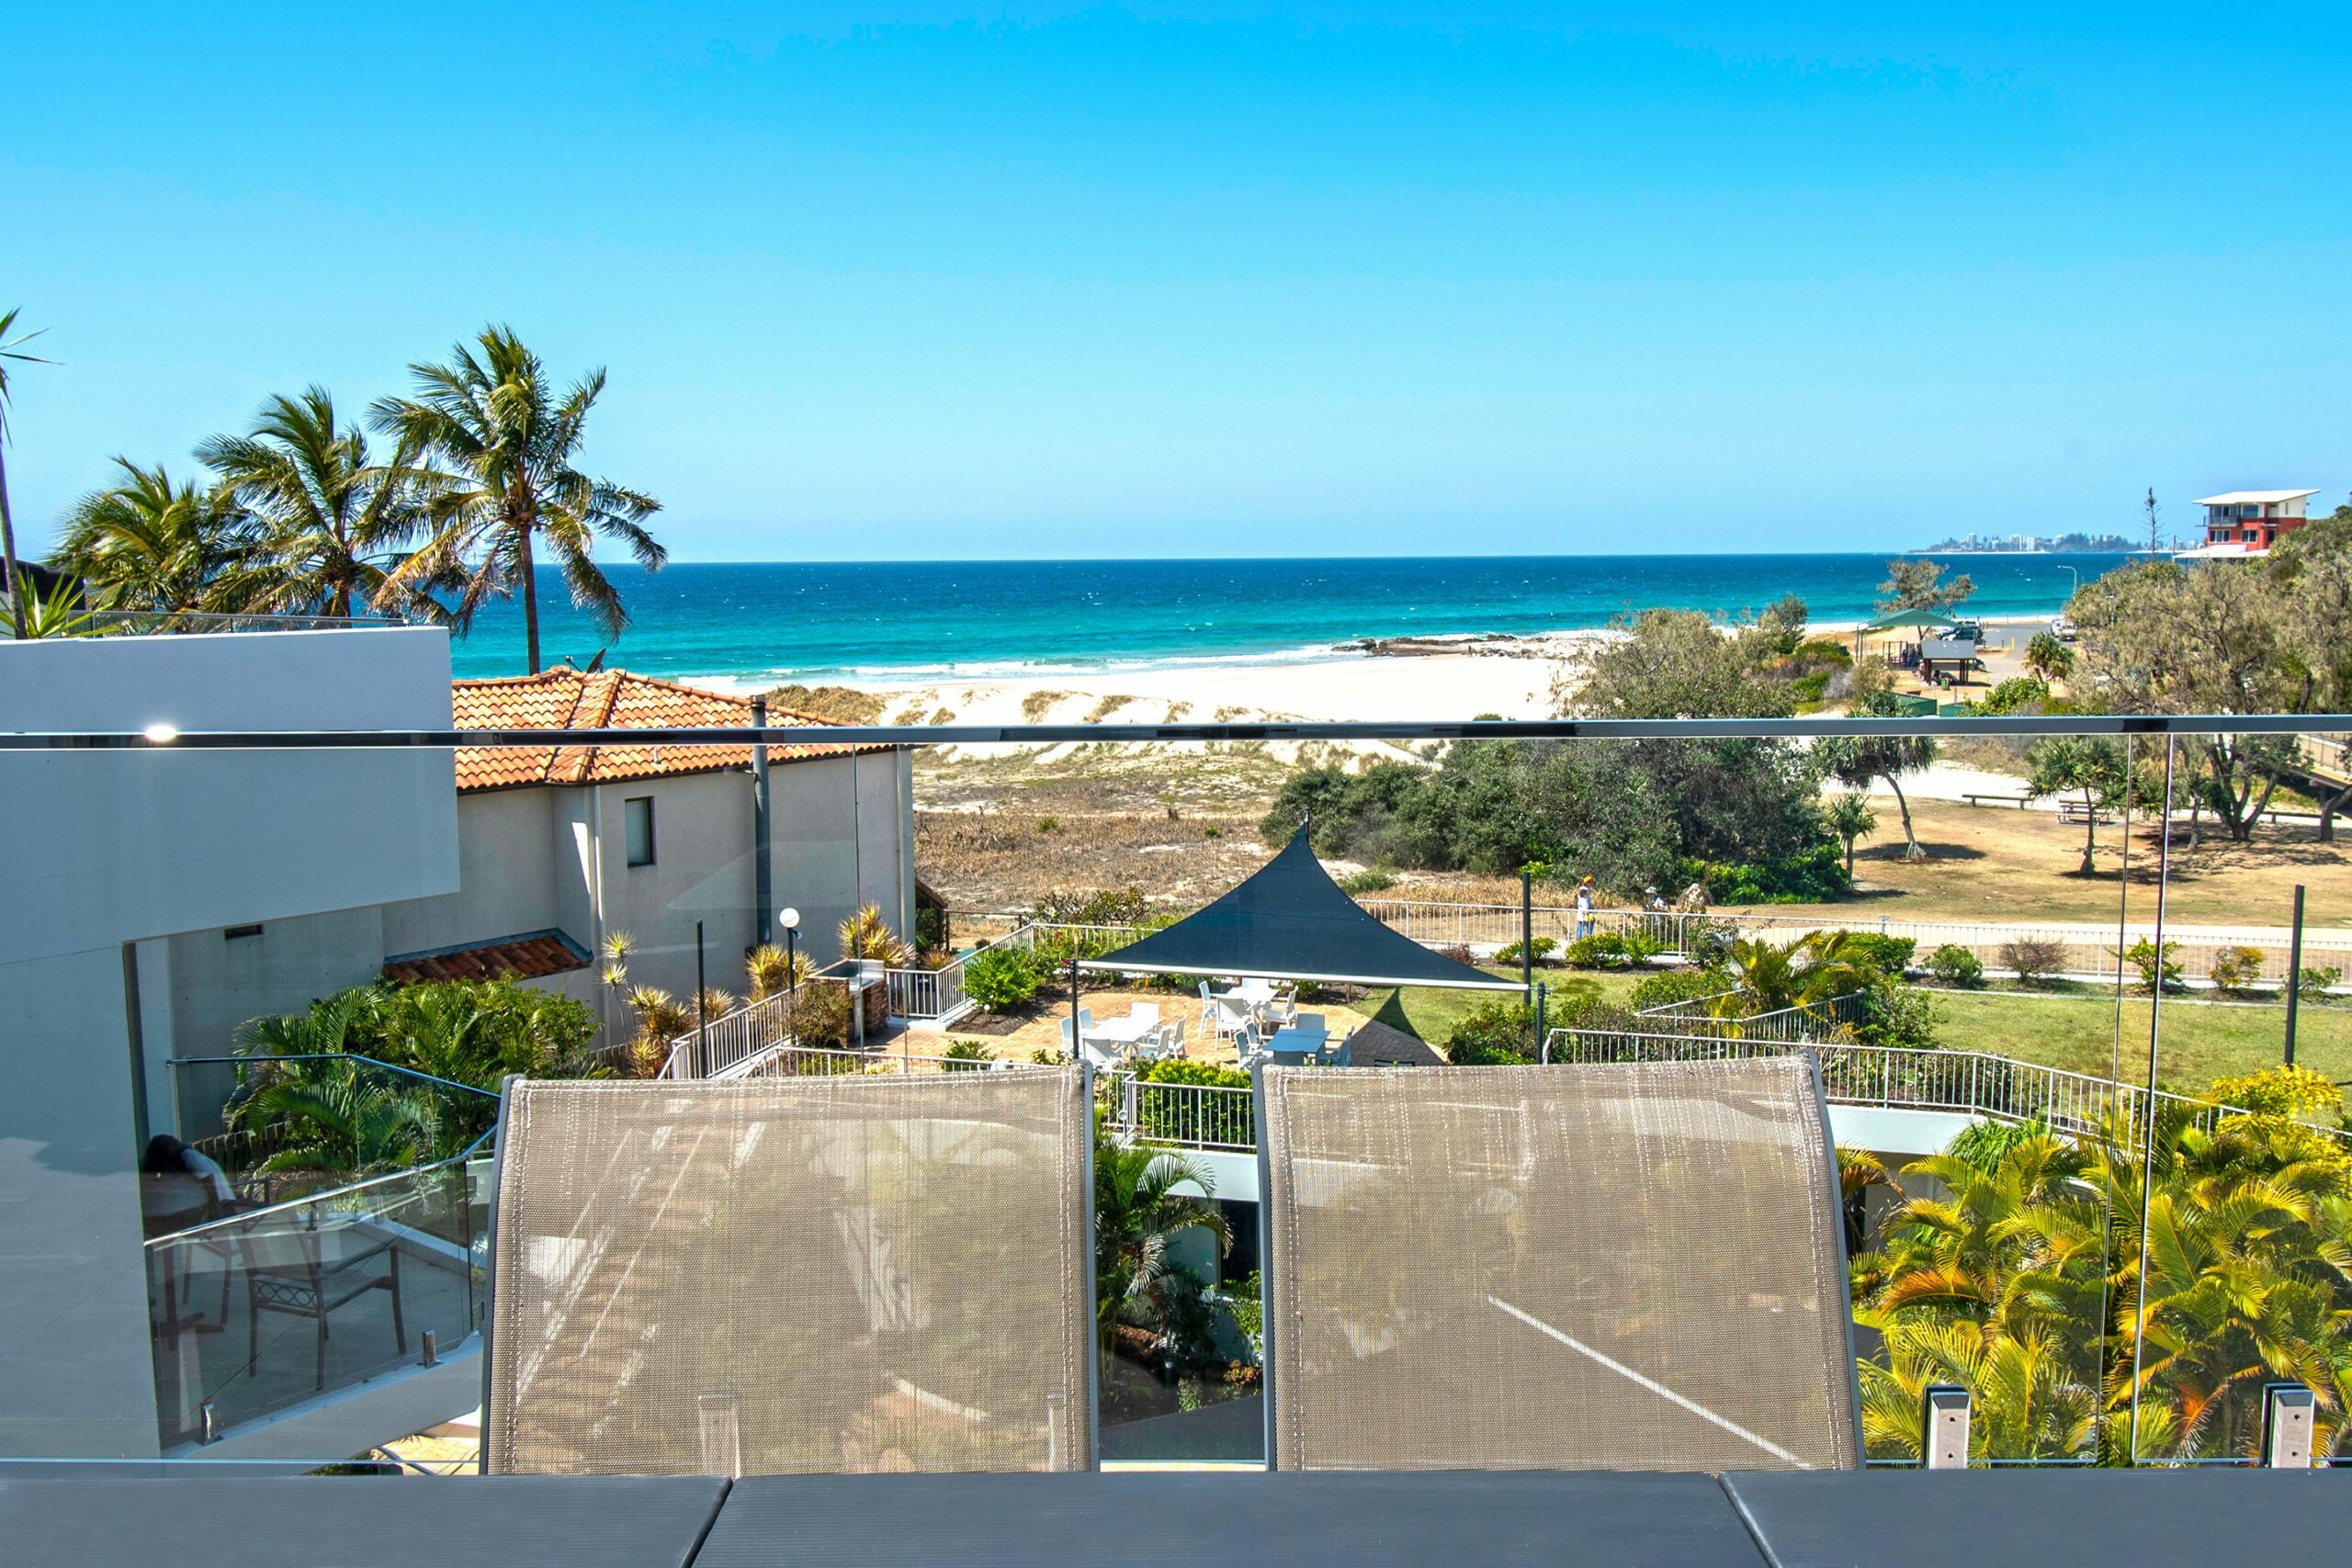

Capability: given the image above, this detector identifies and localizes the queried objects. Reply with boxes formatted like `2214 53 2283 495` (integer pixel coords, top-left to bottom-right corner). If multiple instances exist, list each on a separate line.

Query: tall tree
2143 486 2164 554
2026 735 2126 875
0 307 54 638
1815 691 1939 861
198 386 442 618
373 326 664 673
51 459 252 613
1876 558 1975 616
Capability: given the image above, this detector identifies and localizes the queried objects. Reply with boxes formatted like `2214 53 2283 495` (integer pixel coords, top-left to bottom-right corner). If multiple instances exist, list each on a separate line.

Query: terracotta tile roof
382 930 592 985
448 668 883 793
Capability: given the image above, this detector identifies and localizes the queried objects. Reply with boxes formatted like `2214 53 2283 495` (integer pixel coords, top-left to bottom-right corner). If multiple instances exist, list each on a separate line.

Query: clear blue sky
7 5 2348 560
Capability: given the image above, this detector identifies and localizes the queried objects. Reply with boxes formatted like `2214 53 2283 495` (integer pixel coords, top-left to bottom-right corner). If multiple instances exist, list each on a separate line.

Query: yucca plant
744 942 811 1000
838 905 913 969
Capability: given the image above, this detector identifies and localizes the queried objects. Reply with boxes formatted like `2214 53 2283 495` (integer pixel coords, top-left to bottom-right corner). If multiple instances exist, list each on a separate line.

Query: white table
1085 1014 1158 1049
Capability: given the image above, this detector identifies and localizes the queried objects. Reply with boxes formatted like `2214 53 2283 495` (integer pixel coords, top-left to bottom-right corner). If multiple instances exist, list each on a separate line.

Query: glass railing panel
145 1156 481 1450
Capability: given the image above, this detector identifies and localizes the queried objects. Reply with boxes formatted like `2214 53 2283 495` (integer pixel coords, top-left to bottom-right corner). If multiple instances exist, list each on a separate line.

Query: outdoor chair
242 1216 405 1391
142 1172 232 1337
1127 1002 1160 1031
1255 1057 1862 1472
483 1071 1097 1475
1206 988 1257 1043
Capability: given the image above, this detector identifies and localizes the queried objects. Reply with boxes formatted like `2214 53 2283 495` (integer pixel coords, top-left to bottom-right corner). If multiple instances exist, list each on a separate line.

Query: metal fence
1102 1072 1257 1151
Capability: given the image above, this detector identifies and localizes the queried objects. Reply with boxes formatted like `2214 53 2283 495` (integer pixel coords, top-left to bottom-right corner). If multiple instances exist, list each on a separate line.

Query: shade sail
1077 830 1519 990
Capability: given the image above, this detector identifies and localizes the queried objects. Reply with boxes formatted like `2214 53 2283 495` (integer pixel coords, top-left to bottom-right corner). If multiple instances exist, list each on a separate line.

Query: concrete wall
160 907 387 1064
0 627 458 1459
379 787 560 960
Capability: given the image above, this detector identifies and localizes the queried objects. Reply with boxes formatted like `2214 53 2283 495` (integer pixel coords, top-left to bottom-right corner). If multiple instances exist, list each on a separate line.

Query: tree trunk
1843 837 1856 875
2319 782 2352 844
2078 787 2097 875
1886 774 1926 862
517 526 540 674
0 443 25 638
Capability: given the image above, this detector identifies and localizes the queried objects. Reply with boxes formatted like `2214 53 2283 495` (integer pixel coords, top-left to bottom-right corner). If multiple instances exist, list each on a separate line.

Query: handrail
169 1052 502 1102
143 1124 497 1246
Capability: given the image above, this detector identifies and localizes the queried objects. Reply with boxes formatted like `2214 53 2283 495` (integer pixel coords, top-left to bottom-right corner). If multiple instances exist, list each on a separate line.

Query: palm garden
1849 1066 2352 1462
6 313 663 672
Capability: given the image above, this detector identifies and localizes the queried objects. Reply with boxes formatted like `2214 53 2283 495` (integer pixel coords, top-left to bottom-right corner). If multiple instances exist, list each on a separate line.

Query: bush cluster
1928 944 1984 987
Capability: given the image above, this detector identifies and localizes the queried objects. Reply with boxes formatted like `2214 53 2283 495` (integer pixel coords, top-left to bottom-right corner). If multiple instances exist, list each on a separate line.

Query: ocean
447 552 2131 683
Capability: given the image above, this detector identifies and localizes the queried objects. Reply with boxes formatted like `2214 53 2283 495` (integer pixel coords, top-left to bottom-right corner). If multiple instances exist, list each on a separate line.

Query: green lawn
1927 986 2352 1093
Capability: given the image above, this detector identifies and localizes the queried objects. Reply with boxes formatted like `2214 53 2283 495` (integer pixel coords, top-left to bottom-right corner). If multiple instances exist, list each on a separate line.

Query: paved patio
936 988 1381 1066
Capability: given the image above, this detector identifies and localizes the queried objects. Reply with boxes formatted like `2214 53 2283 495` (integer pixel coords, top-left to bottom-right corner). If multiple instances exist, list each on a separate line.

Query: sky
6 5 2350 561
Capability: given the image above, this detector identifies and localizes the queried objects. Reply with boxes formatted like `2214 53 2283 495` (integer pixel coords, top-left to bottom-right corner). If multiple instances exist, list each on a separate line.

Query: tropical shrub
1563 932 1631 968
1838 932 1917 976
1978 675 2050 716
1618 928 1670 965
1852 982 1939 1050
1493 936 1558 966
2207 944 2265 995
2302 964 2345 999
780 981 853 1048
1999 937 2066 987
1337 868 1397 896
1928 944 1984 987
237 977 604 1089
940 1040 995 1071
1140 1058 1251 1090
1627 967 1735 1013
963 945 1043 1011
2123 937 2185 994
1444 998 1538 1064
1094 1119 1234 1362
838 905 914 968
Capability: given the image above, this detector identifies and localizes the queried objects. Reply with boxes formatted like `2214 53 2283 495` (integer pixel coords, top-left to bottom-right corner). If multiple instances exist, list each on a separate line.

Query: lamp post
778 907 800 992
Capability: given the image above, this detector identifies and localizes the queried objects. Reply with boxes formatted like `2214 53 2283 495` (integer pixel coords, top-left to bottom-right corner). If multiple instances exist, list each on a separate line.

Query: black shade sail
1078 830 1520 990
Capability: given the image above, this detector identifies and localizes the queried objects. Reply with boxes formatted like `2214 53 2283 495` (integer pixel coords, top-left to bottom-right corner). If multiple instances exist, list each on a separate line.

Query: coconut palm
1706 930 1875 1020
1092 1122 1233 1353
1824 791 1876 875
50 458 253 613
0 307 53 638
2024 631 2075 685
229 1056 446 1178
372 325 663 672
198 386 444 619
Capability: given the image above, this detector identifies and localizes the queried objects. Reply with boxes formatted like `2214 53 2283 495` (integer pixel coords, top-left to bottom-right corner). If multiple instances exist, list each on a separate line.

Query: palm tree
1815 690 1939 861
198 386 443 619
1092 1120 1233 1354
2027 735 2126 876
230 1056 445 1178
2024 631 2075 686
1825 791 1877 876
0 307 54 638
1708 930 1874 1019
51 459 252 613
372 325 663 672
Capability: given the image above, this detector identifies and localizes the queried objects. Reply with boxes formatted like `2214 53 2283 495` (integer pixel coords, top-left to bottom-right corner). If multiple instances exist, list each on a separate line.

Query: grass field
1926 985 2352 1093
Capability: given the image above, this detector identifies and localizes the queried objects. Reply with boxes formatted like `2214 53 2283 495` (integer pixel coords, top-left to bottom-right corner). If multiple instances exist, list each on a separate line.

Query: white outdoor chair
1208 991 1257 1044
1128 1002 1161 1031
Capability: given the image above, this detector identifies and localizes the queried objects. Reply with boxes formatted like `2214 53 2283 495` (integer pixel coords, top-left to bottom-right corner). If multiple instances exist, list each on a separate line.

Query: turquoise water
447 553 2129 682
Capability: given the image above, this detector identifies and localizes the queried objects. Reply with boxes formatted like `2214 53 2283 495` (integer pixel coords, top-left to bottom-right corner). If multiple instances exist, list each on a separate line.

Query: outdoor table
1721 1468 2352 1568
0 1473 727 1568
697 1471 1766 1568
1084 1014 1156 1049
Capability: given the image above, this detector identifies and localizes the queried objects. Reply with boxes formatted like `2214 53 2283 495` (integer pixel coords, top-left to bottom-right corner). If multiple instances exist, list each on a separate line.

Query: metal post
1921 1385 1970 1469
1534 982 1548 1063
2285 884 2306 1067
421 1328 438 1368
1520 867 1533 999
2262 1382 2315 1469
695 919 708 1063
697 1388 743 1478
1069 957 1081 1062
1250 1063 1278 1470
2128 738 2177 1465
198 1401 217 1445
751 697 774 938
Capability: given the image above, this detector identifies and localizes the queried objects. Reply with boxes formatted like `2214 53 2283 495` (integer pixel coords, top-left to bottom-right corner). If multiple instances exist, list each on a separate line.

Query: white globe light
778 908 800 931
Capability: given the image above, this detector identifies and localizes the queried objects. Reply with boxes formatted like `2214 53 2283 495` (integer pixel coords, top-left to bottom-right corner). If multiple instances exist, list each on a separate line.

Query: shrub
2208 945 2265 994
1978 676 2050 716
1839 933 1918 977
2301 964 2345 999
1619 928 1670 965
1202 825 1223 839
1928 944 1984 987
1854 982 1938 1049
1027 886 1148 926
1688 843 1850 905
1999 937 2066 987
2123 938 2184 995
1563 932 1632 968
1435 943 1476 965
1684 918 1736 971
941 1040 995 1071
1140 1058 1251 1090
1444 999 1537 1065
963 946 1042 1011
1628 967 1734 1012
781 981 853 1048
1337 868 1397 896
1494 936 1558 966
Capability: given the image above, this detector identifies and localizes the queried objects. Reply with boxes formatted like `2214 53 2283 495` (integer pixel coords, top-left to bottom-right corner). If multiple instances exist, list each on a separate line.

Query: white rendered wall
0 627 458 1458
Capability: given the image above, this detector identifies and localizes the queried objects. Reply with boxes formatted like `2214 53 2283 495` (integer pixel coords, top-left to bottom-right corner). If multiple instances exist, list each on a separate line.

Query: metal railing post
1922 1385 1970 1469
2262 1383 2316 1469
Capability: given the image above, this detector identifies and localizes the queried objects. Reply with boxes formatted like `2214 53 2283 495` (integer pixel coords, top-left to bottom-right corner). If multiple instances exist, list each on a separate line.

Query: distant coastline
447 550 2128 685
1911 533 2138 554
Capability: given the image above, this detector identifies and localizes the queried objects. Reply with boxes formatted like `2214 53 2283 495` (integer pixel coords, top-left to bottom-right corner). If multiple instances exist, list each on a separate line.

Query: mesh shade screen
1261 1059 1860 1472
485 1070 1092 1474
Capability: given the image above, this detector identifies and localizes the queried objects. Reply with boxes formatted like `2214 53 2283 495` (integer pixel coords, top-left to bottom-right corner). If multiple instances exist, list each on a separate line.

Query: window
624 796 656 867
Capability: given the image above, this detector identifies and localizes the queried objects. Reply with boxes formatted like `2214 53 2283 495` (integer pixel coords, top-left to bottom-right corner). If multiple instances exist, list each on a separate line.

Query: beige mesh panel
485 1069 1092 1474
1261 1059 1860 1472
